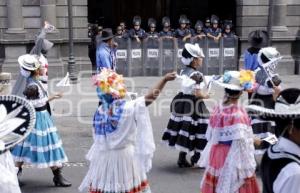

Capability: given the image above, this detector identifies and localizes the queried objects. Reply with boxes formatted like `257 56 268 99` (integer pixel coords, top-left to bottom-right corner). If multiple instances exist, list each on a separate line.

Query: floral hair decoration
92 68 127 99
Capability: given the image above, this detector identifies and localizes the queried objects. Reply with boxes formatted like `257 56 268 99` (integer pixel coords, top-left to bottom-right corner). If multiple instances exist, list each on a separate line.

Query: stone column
40 0 57 28
271 0 288 35
6 0 25 33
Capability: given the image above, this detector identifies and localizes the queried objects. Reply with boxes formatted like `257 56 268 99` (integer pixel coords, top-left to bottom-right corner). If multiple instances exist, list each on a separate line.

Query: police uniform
174 28 191 39
159 30 173 37
207 27 222 37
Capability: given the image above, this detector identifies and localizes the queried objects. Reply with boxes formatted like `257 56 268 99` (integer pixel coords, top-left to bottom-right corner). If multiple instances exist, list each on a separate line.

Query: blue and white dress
12 78 68 168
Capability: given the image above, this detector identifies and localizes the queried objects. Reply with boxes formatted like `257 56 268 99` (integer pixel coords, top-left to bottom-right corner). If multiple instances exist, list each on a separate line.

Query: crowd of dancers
0 19 300 193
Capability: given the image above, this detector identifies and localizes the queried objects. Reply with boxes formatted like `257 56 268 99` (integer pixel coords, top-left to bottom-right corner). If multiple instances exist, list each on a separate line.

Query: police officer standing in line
203 17 211 35
146 18 159 38
159 16 174 39
222 21 235 38
186 19 195 37
193 20 206 40
174 15 192 42
115 26 123 39
206 16 222 42
129 16 146 43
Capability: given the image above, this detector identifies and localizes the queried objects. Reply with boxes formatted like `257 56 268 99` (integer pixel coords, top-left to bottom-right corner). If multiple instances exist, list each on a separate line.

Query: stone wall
0 0 89 78
236 0 300 75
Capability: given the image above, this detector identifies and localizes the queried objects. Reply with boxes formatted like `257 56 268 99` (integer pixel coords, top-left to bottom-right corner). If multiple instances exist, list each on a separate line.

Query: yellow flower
240 70 254 84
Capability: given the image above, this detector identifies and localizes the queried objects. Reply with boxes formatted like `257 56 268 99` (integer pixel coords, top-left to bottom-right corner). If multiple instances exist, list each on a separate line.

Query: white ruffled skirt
79 144 151 193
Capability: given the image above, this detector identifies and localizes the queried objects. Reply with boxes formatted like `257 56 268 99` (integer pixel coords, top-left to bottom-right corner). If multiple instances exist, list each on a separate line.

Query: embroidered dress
200 104 259 193
12 78 68 168
162 66 209 154
79 97 155 193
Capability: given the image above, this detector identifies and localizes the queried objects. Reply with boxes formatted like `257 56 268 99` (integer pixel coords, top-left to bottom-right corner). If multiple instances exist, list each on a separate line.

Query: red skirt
201 144 259 193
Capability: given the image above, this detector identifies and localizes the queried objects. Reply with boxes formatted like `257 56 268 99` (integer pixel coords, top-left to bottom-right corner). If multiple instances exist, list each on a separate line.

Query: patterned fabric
12 110 68 168
89 180 150 193
200 104 258 193
162 92 209 153
11 78 68 168
93 99 126 135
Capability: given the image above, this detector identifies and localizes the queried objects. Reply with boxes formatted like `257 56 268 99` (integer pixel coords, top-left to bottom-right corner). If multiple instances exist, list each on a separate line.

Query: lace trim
207 123 254 143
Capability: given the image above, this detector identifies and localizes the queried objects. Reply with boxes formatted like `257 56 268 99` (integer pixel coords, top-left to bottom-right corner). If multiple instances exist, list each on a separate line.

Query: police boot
52 168 72 187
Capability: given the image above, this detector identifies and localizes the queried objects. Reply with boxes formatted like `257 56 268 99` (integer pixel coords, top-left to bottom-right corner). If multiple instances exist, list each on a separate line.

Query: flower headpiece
92 69 126 99
215 70 257 91
239 70 256 91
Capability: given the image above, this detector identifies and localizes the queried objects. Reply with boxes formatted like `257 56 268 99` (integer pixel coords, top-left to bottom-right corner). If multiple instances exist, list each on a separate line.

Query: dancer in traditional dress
162 43 210 167
250 47 282 154
247 88 300 193
200 70 260 193
79 69 176 193
11 54 71 187
0 94 36 193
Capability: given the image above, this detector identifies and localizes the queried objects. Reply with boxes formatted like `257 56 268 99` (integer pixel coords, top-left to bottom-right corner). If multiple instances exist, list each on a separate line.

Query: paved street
16 74 300 193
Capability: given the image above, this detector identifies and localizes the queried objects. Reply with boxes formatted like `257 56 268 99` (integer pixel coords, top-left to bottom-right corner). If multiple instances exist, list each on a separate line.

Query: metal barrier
143 37 161 76
161 38 176 75
129 39 143 76
115 37 129 76
221 36 239 72
206 38 221 75
113 37 239 76
192 37 208 74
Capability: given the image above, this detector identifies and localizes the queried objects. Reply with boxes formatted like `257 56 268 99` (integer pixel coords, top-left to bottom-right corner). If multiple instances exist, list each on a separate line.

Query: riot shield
176 38 187 73
143 37 161 76
221 36 238 72
192 37 208 74
129 39 143 76
161 38 176 75
207 38 221 75
114 37 129 76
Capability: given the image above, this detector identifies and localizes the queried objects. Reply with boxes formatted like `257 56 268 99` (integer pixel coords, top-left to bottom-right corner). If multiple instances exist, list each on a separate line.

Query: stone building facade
0 0 299 78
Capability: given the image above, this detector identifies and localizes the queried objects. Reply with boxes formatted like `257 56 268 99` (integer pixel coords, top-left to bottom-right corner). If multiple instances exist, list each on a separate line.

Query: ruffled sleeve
134 97 155 173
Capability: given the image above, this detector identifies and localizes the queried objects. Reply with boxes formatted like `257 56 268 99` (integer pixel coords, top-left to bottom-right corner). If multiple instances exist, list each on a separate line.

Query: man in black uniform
207 19 222 42
129 16 146 43
147 18 159 38
193 20 206 40
174 15 191 42
159 16 173 39
203 18 211 35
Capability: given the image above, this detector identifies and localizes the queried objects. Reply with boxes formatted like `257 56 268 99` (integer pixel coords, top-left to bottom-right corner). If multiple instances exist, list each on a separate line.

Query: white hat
258 47 281 65
214 71 243 91
184 43 205 58
18 54 41 71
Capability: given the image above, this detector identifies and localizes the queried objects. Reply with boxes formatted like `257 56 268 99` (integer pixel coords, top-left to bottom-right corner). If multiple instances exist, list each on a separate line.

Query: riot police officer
222 21 235 38
207 19 222 42
193 20 206 39
159 16 173 39
174 15 192 42
129 16 146 43
147 18 159 38
203 17 211 35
